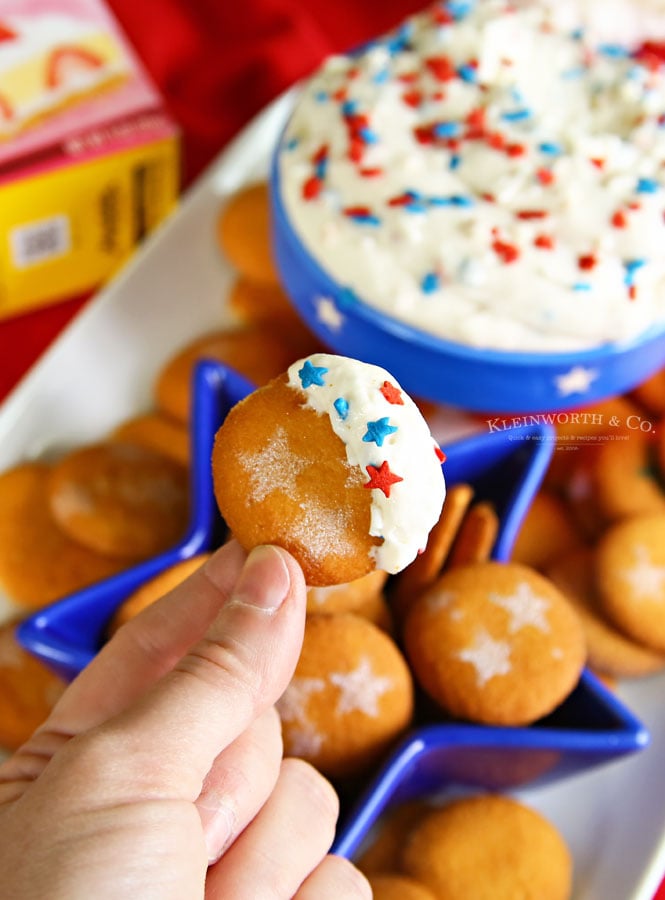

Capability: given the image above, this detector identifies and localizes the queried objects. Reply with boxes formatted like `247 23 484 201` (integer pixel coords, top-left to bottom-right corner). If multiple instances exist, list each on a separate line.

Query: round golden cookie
212 354 446 587
306 569 387 614
554 444 607 541
400 794 572 900
47 442 190 561
368 874 436 900
631 366 665 416
229 276 301 328
216 182 279 284
112 412 190 467
595 513 665 653
356 801 429 876
307 570 392 631
403 561 586 726
108 553 211 635
155 327 315 424
510 489 582 571
546 547 665 678
276 613 413 779
591 429 665 523
544 395 637 491
0 463 125 609
0 621 66 751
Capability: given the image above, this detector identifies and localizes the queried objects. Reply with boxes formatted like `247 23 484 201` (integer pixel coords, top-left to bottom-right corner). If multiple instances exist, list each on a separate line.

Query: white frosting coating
278 0 665 351
286 353 446 574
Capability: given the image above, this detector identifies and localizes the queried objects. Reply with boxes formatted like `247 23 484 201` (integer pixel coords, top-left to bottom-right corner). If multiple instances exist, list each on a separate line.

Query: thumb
93 543 306 801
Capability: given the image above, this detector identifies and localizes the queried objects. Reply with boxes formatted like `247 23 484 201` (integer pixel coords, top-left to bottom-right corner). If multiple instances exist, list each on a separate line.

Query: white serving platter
0 90 664 900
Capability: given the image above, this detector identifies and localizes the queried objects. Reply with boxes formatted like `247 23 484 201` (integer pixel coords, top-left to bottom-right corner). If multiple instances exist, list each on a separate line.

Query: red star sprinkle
364 461 404 498
380 380 404 405
435 445 446 463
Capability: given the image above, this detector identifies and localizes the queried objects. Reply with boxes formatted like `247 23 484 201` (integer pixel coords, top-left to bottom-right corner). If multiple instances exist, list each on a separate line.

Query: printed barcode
9 215 71 268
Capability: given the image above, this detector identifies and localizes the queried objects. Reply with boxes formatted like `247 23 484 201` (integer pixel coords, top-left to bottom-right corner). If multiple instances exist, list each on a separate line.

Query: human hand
0 541 371 899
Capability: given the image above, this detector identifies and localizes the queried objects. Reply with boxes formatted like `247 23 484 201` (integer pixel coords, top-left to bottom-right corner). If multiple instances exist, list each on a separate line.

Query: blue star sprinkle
363 417 398 447
298 360 328 388
334 397 349 420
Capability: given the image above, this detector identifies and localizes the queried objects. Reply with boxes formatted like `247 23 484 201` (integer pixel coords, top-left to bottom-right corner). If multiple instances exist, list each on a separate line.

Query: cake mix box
0 0 180 320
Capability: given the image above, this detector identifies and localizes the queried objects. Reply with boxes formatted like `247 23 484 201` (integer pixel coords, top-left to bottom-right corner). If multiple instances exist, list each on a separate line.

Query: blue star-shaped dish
17 360 649 860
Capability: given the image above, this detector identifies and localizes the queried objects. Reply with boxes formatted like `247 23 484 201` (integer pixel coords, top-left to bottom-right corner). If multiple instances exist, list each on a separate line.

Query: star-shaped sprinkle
276 676 326 723
555 366 599 396
489 582 550 633
620 545 665 599
435 445 446 463
380 381 404 405
363 417 398 447
298 359 328 389
456 628 512 687
364 461 404 497
334 397 349 420
330 657 394 717
316 296 344 331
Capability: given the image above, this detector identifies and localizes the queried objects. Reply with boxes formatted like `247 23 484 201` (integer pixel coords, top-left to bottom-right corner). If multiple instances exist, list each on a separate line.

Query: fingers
0 542 249 787
294 855 373 900
99 543 307 799
195 707 283 864
50 541 248 732
206 758 340 900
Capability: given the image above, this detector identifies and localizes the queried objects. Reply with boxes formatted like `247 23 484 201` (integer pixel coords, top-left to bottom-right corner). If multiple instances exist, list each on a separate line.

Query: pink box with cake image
0 0 180 321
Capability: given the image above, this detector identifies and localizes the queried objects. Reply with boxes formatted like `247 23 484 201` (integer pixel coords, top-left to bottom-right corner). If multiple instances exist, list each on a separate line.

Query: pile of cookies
356 793 572 900
511 382 665 682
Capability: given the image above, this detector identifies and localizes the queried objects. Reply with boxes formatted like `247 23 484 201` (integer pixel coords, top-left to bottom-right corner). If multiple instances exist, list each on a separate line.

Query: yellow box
0 1 180 321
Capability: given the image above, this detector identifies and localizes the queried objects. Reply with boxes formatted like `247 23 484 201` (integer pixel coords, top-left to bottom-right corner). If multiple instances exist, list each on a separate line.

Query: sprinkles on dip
278 0 665 352
287 353 446 575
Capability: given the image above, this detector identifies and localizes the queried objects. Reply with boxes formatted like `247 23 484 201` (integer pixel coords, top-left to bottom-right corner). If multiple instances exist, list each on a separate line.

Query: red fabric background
1 6 665 895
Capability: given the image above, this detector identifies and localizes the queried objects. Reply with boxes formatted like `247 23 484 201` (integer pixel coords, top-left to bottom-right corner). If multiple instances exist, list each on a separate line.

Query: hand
0 541 371 899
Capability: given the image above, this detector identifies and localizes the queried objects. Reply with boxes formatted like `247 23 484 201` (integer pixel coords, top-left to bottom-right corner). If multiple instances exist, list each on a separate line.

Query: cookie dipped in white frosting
286 353 446 575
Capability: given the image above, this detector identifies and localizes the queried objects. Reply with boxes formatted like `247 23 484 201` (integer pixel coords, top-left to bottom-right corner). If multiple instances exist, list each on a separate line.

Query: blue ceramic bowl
17 360 649 857
270 153 665 415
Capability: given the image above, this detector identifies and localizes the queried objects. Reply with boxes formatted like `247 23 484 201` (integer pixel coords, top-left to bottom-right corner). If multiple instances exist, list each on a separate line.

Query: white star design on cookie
489 582 550 633
276 676 326 723
329 657 393 717
456 628 512 687
240 426 310 502
621 545 665 599
426 590 457 613
316 296 344 331
554 366 599 396
284 722 325 757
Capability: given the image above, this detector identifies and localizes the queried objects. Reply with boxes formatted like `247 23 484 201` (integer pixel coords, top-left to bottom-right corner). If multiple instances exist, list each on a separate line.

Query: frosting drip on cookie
286 353 446 574
279 0 665 351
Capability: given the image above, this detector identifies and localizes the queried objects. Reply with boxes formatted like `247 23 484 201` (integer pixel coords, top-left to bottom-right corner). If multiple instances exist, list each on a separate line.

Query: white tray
0 91 664 900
